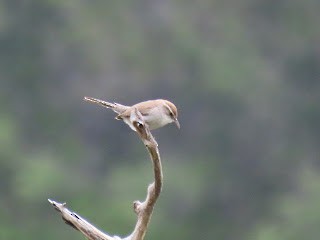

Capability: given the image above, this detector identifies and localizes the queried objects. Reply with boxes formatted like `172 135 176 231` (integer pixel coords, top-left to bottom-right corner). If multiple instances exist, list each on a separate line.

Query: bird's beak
174 119 180 129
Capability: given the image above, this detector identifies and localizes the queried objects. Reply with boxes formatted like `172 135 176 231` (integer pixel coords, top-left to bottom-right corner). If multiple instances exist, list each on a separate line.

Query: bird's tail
84 96 129 114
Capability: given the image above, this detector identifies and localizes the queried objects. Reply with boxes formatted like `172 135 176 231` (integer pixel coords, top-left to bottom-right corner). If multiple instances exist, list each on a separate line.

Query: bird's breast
142 107 172 130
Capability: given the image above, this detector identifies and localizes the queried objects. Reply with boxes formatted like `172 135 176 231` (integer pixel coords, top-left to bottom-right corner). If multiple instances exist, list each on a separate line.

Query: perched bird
84 96 180 131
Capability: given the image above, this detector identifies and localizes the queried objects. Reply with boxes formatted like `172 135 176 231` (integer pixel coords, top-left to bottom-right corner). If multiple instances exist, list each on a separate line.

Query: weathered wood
49 103 163 240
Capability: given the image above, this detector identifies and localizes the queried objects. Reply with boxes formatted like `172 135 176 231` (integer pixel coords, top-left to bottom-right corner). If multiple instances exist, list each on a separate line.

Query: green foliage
0 0 320 239
250 165 320 240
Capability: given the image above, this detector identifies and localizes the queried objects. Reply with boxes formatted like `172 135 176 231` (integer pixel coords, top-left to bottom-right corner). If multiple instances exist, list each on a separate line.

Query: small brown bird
84 97 180 131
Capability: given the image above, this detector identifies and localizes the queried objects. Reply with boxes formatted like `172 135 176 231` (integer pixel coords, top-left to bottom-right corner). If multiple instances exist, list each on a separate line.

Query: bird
84 96 180 131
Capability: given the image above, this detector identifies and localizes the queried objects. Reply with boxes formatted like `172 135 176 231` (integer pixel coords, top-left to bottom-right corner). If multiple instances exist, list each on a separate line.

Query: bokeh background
1 1 320 239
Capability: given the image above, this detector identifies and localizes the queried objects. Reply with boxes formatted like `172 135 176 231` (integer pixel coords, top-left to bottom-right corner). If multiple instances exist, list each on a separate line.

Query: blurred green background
1 0 320 239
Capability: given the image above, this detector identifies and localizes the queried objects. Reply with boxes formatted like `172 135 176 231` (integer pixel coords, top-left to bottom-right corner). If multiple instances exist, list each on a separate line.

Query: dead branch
49 104 163 240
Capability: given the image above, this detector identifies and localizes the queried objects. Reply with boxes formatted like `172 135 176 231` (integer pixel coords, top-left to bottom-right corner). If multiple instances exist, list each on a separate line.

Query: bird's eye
169 112 174 117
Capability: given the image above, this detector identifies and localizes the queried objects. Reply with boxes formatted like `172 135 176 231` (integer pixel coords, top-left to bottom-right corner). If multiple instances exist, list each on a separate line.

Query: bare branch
126 107 163 240
49 104 163 240
48 199 118 240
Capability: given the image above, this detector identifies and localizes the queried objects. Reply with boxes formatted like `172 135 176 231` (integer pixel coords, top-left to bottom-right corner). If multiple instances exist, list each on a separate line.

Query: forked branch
49 104 163 240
